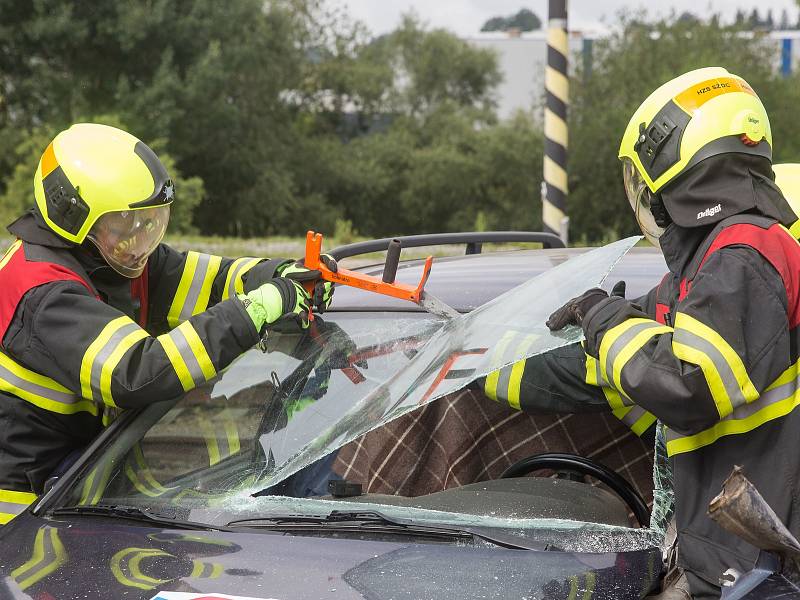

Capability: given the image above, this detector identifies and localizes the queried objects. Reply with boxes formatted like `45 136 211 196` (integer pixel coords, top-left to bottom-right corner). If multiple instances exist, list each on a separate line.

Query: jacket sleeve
3 280 260 411
581 246 790 436
146 244 289 332
479 283 663 436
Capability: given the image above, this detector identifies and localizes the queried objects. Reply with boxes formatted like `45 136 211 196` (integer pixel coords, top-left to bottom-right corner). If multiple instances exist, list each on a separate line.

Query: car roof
330 246 668 313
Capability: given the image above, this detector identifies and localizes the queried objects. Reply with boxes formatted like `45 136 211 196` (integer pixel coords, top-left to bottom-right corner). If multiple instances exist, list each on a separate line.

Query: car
1 231 681 600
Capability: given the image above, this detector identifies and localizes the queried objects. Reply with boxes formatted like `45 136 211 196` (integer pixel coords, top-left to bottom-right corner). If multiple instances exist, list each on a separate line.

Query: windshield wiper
51 504 232 532
226 509 548 550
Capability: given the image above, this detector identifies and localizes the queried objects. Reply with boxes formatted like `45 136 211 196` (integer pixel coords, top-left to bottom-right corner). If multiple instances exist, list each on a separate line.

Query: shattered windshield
56 238 668 548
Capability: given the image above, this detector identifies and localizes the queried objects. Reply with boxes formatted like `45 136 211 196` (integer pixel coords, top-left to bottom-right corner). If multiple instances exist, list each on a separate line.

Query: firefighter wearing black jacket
485 68 800 598
0 123 331 525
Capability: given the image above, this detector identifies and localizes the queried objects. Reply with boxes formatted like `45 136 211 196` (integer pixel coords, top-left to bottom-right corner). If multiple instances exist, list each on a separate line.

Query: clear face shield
622 158 664 248
87 205 170 278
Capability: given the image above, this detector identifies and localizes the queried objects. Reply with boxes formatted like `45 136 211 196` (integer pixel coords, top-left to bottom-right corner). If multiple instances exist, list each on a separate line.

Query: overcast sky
338 0 799 36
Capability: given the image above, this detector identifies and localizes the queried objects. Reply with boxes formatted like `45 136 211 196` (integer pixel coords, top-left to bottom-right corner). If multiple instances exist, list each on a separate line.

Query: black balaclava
653 154 797 275
659 153 797 228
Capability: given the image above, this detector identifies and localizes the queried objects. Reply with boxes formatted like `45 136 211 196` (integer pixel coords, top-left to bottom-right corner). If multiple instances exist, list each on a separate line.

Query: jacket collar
7 209 74 249
658 222 715 277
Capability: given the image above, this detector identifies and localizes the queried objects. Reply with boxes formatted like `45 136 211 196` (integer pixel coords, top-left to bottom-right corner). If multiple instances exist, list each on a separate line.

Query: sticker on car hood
150 593 279 600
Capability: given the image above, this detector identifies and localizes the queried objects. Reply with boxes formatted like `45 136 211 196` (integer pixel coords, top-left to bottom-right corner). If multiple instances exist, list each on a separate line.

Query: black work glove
281 255 338 313
546 281 626 331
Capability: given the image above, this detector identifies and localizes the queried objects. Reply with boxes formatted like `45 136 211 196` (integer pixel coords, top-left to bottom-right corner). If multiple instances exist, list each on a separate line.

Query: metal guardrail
329 231 565 261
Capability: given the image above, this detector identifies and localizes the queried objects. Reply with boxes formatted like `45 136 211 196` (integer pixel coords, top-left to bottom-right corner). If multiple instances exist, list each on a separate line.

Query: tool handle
383 239 402 283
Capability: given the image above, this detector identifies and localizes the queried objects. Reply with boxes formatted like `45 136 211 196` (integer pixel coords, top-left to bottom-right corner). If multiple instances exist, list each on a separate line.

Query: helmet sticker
674 76 757 113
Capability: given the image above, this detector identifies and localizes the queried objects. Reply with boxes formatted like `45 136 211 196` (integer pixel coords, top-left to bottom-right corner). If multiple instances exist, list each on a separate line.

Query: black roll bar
329 231 565 261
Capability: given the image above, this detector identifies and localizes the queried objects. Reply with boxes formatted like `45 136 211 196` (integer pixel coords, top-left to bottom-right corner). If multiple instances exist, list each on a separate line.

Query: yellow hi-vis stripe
585 353 656 435
157 333 194 391
99 328 149 407
195 255 222 313
0 351 94 415
584 353 628 411
157 322 217 392
0 489 37 524
80 317 130 402
0 240 22 270
484 331 516 401
672 312 758 419
179 322 216 379
168 251 200 327
666 358 800 455
222 257 261 300
505 334 539 409
167 252 223 327
600 318 672 398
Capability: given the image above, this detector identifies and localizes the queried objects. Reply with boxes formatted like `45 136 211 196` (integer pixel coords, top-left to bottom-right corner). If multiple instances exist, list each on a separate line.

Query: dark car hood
0 513 660 599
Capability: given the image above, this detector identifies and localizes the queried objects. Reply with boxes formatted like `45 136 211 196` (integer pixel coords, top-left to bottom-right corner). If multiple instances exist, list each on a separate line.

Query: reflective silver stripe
665 369 800 447
0 501 29 517
595 359 633 406
226 258 257 299
179 253 211 323
89 322 141 401
0 360 78 406
603 321 661 392
673 327 749 410
171 327 206 386
495 364 513 403
618 405 649 429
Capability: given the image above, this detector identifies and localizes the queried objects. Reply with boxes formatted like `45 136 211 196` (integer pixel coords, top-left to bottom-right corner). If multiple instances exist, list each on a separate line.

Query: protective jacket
0 211 282 521
487 209 800 592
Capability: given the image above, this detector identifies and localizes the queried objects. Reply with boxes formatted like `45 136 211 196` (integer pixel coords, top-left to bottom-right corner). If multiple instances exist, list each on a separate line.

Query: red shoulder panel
696 223 800 328
0 241 96 345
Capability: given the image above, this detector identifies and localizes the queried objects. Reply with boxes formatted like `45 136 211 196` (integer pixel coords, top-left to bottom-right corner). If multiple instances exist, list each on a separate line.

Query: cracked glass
57 237 672 550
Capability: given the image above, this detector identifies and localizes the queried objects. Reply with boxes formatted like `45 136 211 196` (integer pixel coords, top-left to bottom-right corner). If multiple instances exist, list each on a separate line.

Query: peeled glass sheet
255 236 641 489
650 421 675 541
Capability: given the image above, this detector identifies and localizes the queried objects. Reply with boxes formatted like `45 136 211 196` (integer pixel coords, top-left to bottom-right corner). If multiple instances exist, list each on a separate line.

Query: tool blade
419 292 461 320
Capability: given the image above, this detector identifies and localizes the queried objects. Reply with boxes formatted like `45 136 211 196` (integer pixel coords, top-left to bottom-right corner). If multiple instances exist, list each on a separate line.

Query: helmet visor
88 205 170 278
622 158 664 247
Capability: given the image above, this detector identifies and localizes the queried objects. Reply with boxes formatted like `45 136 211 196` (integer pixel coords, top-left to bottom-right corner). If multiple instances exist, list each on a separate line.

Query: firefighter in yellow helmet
483 68 799 597
0 123 334 525
774 163 800 237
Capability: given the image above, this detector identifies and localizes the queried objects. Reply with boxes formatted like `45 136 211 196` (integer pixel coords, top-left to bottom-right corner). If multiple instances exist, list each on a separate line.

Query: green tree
480 9 542 32
0 0 313 235
0 117 203 234
568 14 798 243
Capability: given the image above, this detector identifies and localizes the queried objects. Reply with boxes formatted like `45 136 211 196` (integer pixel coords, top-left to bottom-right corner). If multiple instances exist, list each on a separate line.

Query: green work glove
284 396 317 421
238 277 311 332
279 255 337 313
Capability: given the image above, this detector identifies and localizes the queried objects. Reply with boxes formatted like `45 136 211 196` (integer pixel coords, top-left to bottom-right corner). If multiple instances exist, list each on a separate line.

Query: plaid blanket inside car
333 388 655 510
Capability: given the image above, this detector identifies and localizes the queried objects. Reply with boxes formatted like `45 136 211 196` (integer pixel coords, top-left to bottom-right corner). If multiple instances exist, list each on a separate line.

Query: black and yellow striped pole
542 0 569 243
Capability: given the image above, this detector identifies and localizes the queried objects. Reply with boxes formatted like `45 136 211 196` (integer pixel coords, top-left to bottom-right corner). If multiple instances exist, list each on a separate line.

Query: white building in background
466 30 800 121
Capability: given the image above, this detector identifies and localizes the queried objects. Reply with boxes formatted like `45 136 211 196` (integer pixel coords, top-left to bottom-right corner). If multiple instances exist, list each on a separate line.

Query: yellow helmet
34 123 173 277
774 164 800 238
619 67 771 246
